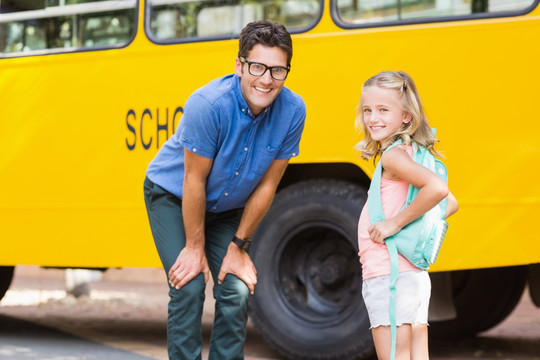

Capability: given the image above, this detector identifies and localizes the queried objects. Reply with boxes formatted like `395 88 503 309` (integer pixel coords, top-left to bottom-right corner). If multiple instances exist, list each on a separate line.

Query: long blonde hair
355 71 440 161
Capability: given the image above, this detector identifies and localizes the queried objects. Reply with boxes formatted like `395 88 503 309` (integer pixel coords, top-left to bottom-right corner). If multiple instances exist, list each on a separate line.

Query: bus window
0 0 137 57
334 0 537 25
147 0 321 42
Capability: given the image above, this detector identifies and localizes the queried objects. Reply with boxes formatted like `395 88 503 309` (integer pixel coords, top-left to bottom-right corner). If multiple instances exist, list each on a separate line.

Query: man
143 20 306 360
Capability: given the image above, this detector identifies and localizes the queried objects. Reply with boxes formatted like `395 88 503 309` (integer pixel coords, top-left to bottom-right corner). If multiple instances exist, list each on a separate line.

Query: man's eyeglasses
240 57 290 81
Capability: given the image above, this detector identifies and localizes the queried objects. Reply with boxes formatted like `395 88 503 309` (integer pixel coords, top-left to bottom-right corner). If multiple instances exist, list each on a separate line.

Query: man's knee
215 274 250 307
169 274 206 304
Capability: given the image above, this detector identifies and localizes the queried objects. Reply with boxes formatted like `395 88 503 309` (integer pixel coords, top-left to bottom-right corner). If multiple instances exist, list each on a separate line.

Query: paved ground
1 266 539 360
0 266 282 360
0 314 157 359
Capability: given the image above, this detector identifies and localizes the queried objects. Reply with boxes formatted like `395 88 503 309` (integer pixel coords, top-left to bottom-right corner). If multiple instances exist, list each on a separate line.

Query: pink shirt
358 147 419 280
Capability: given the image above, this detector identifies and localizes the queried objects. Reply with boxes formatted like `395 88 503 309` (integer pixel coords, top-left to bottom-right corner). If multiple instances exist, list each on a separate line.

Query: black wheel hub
276 225 363 323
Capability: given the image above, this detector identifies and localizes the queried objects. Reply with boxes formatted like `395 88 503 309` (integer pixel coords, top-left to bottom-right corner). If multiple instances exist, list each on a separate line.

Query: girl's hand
368 219 402 245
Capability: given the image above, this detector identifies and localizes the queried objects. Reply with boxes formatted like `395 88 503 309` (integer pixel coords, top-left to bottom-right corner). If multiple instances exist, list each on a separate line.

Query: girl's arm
368 146 449 244
445 191 458 218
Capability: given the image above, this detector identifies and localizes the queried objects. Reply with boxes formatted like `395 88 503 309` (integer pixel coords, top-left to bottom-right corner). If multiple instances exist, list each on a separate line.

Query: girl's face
361 85 411 143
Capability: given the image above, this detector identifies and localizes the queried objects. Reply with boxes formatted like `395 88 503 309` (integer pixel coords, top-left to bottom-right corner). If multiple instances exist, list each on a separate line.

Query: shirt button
244 147 248 151
192 148 197 152
235 172 239 176
292 152 296 156
212 206 217 210
224 193 229 196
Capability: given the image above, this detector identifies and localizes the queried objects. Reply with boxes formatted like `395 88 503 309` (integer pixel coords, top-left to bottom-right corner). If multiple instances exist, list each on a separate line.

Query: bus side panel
287 15 540 270
1 10 539 270
0 41 236 267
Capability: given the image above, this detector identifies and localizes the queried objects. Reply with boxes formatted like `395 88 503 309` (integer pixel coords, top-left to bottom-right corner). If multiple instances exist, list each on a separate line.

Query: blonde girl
356 71 458 360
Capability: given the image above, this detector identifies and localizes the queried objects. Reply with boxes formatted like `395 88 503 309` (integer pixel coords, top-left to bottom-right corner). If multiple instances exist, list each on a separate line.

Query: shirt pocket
251 145 280 177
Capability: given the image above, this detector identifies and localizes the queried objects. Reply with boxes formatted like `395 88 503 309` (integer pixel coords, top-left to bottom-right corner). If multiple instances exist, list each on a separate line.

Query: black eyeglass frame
239 57 291 81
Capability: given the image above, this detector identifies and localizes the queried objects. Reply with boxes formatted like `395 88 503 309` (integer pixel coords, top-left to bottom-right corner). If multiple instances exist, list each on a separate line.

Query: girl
356 71 458 360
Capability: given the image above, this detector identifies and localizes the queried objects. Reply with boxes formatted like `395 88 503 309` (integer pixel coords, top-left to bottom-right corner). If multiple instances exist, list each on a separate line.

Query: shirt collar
233 74 273 120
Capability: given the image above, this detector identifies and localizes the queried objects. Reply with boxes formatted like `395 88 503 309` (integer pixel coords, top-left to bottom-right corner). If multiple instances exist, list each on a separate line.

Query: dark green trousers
144 177 249 360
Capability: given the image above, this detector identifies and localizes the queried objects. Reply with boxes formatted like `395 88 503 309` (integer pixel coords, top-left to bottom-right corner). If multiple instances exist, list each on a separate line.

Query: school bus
1 0 539 359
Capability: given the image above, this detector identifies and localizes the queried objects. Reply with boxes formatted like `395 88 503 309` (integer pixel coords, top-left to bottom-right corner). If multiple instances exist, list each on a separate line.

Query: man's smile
255 86 271 93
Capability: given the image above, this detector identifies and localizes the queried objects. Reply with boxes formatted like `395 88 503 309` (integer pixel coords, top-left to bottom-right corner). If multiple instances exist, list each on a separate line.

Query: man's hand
168 246 210 290
218 242 257 294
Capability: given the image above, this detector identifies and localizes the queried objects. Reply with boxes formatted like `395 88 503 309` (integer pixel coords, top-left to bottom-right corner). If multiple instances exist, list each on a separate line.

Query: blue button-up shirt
145 74 306 212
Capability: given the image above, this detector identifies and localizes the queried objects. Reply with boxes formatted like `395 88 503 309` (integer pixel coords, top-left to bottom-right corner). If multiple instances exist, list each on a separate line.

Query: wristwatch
232 236 252 250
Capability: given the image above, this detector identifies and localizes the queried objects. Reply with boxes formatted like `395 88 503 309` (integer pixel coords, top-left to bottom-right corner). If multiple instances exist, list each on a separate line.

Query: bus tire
429 266 527 338
0 266 15 301
250 180 373 360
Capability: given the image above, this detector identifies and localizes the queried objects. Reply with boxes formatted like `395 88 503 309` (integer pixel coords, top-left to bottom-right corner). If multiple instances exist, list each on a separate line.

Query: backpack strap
367 133 447 360
367 140 404 224
386 238 399 360
366 139 417 360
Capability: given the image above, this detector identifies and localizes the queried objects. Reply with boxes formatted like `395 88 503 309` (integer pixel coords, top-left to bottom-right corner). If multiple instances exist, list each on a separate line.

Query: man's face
235 44 288 117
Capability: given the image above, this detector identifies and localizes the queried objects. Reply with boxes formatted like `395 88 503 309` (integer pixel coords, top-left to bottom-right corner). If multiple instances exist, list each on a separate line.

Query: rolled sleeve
179 94 219 159
276 98 306 159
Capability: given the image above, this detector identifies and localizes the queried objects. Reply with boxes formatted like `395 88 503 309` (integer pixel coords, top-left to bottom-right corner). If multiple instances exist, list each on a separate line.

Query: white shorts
362 270 431 328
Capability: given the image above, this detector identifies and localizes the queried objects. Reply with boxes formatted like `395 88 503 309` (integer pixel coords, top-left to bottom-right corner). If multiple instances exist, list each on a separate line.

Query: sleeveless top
358 146 419 280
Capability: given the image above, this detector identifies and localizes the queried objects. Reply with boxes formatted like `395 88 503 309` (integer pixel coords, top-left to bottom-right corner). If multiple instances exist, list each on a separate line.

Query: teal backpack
367 139 449 360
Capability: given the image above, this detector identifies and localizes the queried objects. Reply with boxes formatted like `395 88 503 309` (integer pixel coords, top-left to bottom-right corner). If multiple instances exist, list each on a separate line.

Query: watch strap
232 236 252 250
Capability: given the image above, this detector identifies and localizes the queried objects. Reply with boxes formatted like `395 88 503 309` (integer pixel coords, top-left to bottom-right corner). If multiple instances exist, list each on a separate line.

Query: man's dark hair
238 20 293 66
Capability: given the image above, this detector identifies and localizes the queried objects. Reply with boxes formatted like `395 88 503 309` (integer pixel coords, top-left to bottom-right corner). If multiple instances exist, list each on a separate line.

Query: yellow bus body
1 1 540 271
